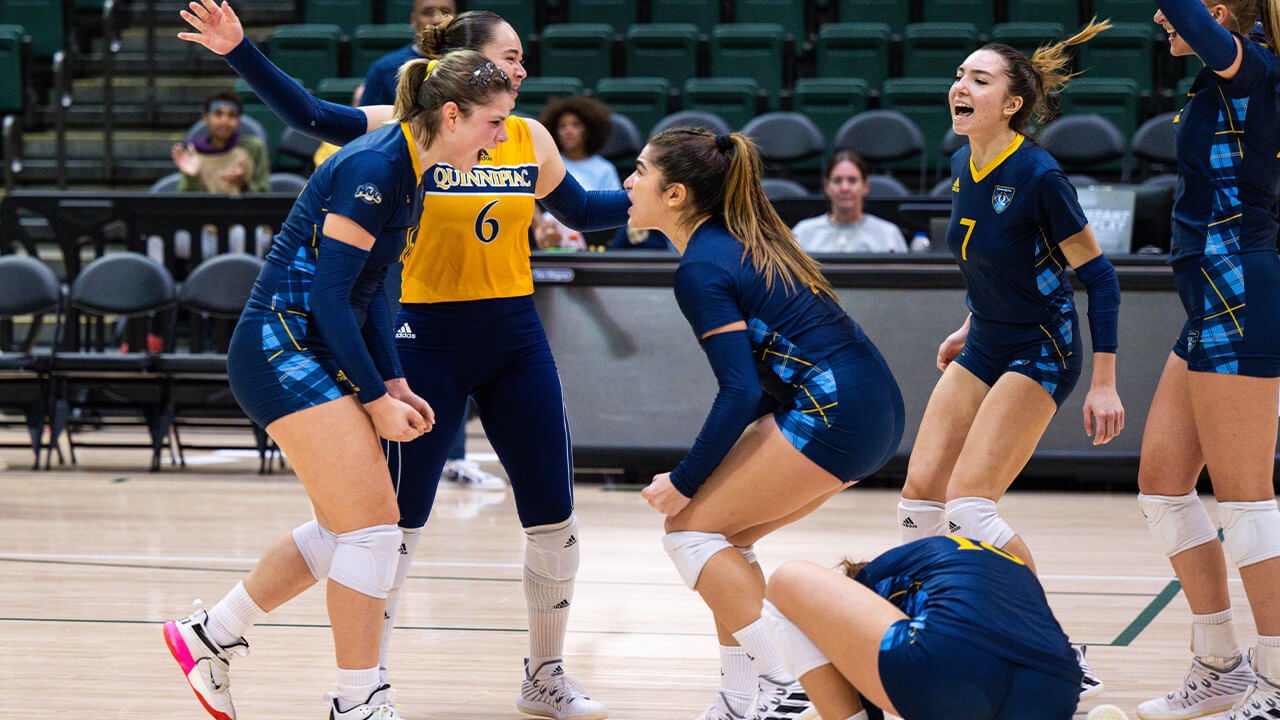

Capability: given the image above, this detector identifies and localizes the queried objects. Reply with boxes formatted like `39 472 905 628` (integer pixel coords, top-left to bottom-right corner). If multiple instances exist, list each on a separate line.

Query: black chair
277 127 323 173
741 112 826 181
0 255 60 468
834 111 927 192
1036 114 1128 181
761 177 810 200
599 112 643 173
268 172 309 195
649 110 732 138
865 173 913 199
149 172 183 193
154 254 277 473
48 253 176 471
1131 112 1177 180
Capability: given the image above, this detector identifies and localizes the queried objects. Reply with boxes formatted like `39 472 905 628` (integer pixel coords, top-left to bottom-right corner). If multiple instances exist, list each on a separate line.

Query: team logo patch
992 185 1016 213
354 183 383 205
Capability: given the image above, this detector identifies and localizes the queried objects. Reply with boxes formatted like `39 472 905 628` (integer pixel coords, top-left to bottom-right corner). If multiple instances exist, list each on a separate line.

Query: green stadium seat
513 77 585 122
562 0 635 27
1092 0 1160 25
316 77 365 105
624 23 699 87
791 77 870 150
682 77 760 130
920 0 996 34
351 24 413 80
0 0 64 58
815 23 891 90
880 77 957 181
902 22 980 79
388 0 536 34
833 0 910 33
303 0 372 36
1005 0 1080 28
1074 23 1156 91
649 0 722 34
0 25 23 115
710 24 787 109
594 77 670 137
539 24 615 90
1059 77 1142 139
732 0 809 44
268 25 342 90
990 22 1065 58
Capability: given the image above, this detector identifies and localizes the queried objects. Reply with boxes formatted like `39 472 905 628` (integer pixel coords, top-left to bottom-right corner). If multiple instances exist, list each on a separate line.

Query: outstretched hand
171 143 200 176
177 0 245 56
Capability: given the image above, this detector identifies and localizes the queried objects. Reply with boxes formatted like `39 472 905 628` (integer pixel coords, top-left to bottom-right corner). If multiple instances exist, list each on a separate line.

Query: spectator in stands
631 127 904 720
360 0 458 108
791 149 907 253
171 90 270 194
161 50 513 720
533 96 623 251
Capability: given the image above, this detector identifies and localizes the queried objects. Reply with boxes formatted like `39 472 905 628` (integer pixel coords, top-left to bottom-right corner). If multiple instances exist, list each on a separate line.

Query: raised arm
525 117 630 232
178 0 393 143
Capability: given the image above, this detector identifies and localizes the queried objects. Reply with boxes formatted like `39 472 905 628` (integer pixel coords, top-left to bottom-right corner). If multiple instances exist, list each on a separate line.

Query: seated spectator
792 149 907 253
360 0 457 107
532 96 622 250
171 91 270 194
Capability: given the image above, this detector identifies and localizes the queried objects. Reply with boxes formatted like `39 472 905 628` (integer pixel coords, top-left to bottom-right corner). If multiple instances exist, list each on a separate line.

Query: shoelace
531 674 590 706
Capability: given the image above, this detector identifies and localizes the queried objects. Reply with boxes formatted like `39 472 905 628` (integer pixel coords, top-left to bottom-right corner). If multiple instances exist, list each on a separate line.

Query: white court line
0 551 520 569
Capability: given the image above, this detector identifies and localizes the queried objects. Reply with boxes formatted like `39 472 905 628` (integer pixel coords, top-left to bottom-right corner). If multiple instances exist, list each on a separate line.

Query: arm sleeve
310 236 387 403
223 38 369 145
669 330 766 497
538 171 631 232
360 280 403 380
244 136 271 192
1074 254 1120 353
1156 0 1239 71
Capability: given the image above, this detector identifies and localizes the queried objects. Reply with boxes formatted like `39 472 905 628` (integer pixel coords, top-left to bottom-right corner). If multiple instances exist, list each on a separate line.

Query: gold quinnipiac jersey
400 115 540 303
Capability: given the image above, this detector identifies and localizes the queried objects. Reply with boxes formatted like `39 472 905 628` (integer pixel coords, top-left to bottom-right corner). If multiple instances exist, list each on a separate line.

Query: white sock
846 712 869 720
205 581 266 648
1256 636 1280 684
718 644 756 716
733 617 792 682
1191 608 1241 671
335 665 381 711
378 527 421 683
525 566 573 671
897 498 945 544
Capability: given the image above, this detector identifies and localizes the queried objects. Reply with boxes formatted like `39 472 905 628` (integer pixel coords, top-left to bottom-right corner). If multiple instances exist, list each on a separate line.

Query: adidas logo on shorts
395 322 416 339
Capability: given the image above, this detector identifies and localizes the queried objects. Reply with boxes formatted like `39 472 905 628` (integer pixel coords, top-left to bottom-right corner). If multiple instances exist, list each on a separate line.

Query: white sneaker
1226 672 1280 720
1137 656 1255 719
1077 645 1105 700
695 692 749 720
518 658 609 720
163 608 249 720
441 458 507 491
328 683 400 720
753 674 818 720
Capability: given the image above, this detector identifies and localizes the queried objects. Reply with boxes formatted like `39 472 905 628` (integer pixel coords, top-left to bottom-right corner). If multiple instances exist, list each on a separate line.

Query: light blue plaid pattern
1205 95 1248 255
1193 254 1246 374
748 318 838 451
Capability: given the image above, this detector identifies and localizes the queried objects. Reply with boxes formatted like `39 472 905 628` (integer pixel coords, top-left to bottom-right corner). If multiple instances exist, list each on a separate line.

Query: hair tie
426 59 440 77
714 133 734 153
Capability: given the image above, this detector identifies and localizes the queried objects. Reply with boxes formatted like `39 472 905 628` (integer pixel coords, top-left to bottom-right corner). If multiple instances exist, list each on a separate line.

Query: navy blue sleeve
310 237 387 403
669 330 766 497
1034 168 1088 245
360 279 403 380
326 150 402 237
673 260 745 335
223 38 369 145
1156 0 1239 71
1074 254 1120 353
539 171 631 232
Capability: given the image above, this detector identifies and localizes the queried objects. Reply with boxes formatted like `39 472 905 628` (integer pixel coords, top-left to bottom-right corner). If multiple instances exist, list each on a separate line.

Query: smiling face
203 101 242 146
949 48 1023 138
479 22 527 92
1155 2 1226 57
412 0 456 32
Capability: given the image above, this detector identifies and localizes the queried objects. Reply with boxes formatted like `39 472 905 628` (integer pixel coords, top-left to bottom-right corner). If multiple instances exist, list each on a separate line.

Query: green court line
1110 579 1182 647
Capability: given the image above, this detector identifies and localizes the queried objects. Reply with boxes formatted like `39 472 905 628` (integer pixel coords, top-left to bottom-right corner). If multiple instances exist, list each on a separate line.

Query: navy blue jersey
361 45 420 108
947 136 1088 327
251 122 424 322
1172 35 1280 261
856 535 1079 685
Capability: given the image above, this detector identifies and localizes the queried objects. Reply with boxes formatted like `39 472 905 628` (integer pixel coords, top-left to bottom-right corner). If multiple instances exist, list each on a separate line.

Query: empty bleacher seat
1092 0 1160 25
681 77 760 130
732 0 809 45
834 110 927 191
1005 0 1080 28
834 0 909 33
624 23 699 88
710 24 787 108
351 24 413 81
0 25 24 116
990 22 1065 58
880 77 958 184
594 77 671 138
791 77 871 151
741 112 826 177
649 0 722 34
0 0 64 59
267 24 342 89
303 0 372 36
902 22 980 79
920 0 996 34
316 77 365 105
1059 77 1142 139
650 109 731 138
539 24 615 90
1130 111 1177 180
562 0 635 27
815 23 891 90
1073 23 1157 94
1037 113 1129 180
513 77 585 121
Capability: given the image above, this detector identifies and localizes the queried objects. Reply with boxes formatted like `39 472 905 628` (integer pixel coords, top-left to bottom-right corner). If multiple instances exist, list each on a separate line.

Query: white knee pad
1219 500 1280 569
293 520 338 580
329 524 402 599
761 600 831 680
663 530 732 590
525 515 580 582
898 498 946 543
738 544 758 566
1137 492 1219 558
945 497 1015 547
